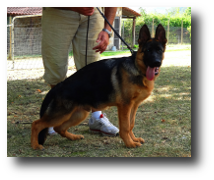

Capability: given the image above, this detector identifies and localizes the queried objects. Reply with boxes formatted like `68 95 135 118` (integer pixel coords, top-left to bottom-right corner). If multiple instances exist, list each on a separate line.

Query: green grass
7 48 191 157
100 50 131 57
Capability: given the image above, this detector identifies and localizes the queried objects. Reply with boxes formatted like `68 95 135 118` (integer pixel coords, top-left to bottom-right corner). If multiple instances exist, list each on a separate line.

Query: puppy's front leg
117 104 142 148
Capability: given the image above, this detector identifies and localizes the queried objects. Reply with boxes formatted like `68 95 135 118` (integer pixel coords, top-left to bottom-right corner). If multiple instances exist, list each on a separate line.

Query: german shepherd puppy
31 24 167 150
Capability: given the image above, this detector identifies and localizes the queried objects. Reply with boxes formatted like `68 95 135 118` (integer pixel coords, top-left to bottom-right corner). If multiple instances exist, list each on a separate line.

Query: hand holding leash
93 31 109 54
96 7 134 54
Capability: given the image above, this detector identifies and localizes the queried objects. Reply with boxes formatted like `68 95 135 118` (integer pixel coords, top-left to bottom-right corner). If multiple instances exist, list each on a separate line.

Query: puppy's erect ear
155 24 167 45
138 24 151 46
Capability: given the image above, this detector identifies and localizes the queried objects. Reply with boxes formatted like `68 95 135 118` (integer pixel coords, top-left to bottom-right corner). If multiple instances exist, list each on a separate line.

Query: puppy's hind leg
31 109 76 150
31 116 50 150
54 108 90 141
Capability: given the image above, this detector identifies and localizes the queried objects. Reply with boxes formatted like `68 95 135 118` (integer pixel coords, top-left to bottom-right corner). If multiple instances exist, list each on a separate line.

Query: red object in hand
100 114 104 118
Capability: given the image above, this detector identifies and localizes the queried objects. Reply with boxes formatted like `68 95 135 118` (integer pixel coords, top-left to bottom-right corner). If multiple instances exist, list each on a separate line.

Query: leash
85 16 90 66
96 7 134 55
85 8 134 66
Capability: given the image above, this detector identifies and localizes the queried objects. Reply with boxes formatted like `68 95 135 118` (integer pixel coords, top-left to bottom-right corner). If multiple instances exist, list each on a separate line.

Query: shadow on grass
7 65 192 157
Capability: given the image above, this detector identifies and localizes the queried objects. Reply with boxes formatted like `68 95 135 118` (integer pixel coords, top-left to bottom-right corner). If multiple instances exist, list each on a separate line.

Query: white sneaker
48 127 57 135
89 113 119 136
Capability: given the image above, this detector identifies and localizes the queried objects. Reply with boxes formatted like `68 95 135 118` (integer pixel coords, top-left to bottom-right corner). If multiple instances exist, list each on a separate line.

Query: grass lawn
7 46 191 157
100 44 191 57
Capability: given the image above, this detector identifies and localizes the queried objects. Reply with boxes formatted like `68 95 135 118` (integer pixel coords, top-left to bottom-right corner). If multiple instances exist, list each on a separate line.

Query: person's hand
93 31 109 54
70 7 94 16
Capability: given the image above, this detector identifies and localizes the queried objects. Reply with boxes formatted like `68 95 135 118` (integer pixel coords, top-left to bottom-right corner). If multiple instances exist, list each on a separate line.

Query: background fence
121 19 191 49
7 15 191 81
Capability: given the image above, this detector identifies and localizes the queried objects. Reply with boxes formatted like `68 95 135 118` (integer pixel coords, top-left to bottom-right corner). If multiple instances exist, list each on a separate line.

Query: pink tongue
146 67 155 81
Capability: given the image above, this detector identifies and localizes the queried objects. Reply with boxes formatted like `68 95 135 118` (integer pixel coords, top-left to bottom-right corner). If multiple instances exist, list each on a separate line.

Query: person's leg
42 7 80 86
42 7 80 134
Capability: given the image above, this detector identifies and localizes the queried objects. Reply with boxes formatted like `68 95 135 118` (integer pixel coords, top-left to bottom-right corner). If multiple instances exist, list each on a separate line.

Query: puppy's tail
38 128 48 145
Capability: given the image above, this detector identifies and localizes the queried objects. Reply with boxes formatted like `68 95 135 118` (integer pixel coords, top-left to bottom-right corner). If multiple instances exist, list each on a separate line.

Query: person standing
42 7 119 136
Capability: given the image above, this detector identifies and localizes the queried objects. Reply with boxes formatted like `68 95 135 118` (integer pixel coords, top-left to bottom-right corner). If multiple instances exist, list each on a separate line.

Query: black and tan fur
31 24 167 149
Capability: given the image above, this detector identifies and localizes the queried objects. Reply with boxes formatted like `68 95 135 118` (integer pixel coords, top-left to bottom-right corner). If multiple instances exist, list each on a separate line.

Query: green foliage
184 7 191 16
137 9 191 28
122 7 191 45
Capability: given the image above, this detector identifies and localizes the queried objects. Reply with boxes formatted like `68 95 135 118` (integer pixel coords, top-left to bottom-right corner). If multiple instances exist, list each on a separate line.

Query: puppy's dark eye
143 49 149 53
